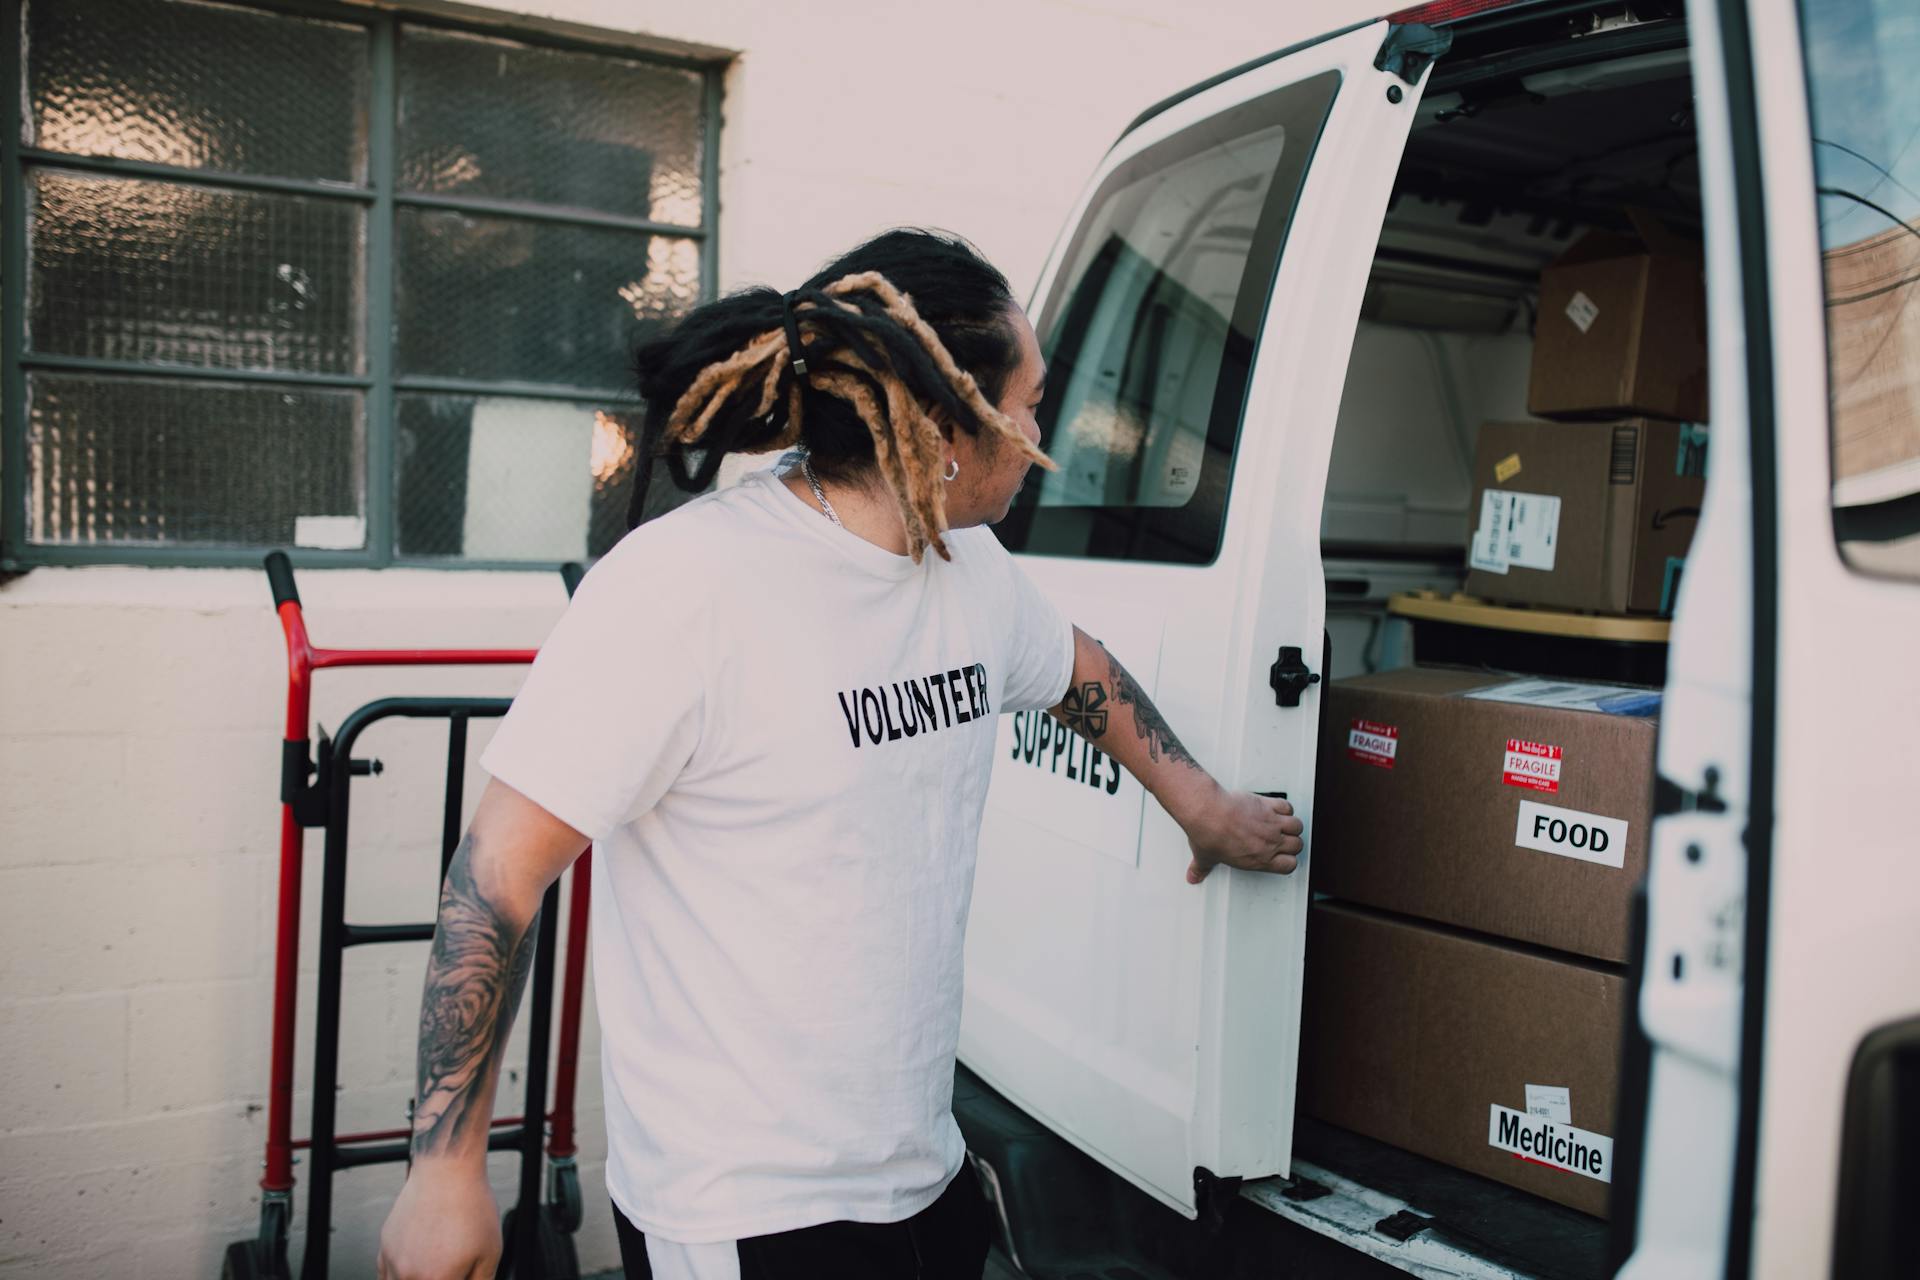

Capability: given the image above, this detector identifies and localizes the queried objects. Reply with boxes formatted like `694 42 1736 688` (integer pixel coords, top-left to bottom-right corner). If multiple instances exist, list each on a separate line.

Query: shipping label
1565 290 1601 334
1463 678 1660 716
1515 799 1628 869
1346 719 1398 769
1489 1104 1612 1182
1502 739 1563 793
1525 1084 1573 1124
1469 489 1560 575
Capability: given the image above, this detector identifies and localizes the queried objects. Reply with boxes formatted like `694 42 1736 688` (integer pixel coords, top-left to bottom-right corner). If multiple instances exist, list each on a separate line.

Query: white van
956 1 1918 1277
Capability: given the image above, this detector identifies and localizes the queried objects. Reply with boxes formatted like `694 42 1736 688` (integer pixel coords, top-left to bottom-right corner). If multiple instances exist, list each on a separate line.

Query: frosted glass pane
395 395 701 561
27 374 365 547
399 27 704 224
28 169 364 375
27 0 369 182
396 209 696 388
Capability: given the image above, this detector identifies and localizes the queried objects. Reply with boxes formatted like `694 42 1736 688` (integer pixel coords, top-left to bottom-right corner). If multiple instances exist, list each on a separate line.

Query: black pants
613 1166 993 1279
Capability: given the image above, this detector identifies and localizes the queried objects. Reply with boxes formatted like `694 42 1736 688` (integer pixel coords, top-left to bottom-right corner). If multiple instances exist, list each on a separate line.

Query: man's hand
376 1163 500 1280
1046 628 1307 886
1177 786 1305 884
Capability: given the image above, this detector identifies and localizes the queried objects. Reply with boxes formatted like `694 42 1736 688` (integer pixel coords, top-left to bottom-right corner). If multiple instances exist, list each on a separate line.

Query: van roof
1116 0 1637 144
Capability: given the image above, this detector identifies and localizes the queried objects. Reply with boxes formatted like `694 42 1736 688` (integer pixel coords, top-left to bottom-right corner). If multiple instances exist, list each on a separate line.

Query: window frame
991 71 1341 567
0 0 725 571
1792 0 1920 585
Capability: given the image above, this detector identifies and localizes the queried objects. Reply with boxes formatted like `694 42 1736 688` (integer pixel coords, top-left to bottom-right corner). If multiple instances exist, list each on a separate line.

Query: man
378 230 1303 1280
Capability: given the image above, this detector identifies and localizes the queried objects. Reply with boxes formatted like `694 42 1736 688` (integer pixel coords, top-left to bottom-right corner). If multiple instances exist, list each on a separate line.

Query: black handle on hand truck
265 550 301 608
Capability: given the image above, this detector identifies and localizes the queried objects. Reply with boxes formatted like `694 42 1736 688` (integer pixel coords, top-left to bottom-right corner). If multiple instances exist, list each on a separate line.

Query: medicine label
1489 1104 1612 1182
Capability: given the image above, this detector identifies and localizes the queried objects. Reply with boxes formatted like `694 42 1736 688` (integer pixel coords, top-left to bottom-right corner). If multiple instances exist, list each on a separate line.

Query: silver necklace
799 452 843 527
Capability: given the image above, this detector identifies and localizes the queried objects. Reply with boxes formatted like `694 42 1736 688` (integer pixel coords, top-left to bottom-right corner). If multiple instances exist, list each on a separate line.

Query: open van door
1618 1 1920 1277
961 18 1443 1217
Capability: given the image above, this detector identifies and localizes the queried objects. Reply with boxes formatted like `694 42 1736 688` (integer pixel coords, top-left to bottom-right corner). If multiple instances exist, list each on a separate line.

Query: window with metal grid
2 0 721 567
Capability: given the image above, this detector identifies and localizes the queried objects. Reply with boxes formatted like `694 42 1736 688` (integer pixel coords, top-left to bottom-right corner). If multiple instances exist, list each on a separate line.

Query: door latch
1269 646 1321 708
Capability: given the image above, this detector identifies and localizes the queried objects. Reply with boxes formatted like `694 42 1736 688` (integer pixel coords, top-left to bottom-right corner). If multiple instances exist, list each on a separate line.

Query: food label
1346 719 1398 769
1469 489 1560 576
1525 1084 1573 1124
1565 290 1601 334
1502 739 1563 793
1489 1105 1612 1182
1515 799 1628 869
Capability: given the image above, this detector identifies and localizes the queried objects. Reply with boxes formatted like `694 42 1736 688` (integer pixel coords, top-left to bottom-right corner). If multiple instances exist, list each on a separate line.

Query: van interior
1305 8 1699 1276
1323 23 1698 683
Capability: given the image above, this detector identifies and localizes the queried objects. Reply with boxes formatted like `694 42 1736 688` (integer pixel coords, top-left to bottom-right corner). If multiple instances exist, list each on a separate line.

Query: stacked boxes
1298 212 1704 1219
1467 210 1711 616
1300 668 1659 1216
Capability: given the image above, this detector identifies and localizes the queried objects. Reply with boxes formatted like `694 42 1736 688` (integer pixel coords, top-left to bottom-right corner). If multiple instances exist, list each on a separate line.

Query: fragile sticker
1468 489 1560 576
1525 1084 1573 1124
1494 452 1523 483
1347 719 1398 769
1502 739 1563 793
1489 1105 1611 1182
1515 799 1627 869
1565 290 1600 334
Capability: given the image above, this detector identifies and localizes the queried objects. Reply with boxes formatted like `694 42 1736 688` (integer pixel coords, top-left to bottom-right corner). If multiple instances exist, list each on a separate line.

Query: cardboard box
1465 418 1708 616
1529 209 1709 422
1297 901 1624 1217
1312 666 1657 963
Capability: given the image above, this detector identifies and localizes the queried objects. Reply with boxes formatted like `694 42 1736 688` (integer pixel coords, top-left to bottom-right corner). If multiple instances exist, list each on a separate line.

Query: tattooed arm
378 779 588 1280
409 830 541 1161
1047 625 1304 884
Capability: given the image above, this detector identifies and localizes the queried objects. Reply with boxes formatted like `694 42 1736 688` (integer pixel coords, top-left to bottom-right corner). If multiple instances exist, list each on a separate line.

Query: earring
943 458 960 482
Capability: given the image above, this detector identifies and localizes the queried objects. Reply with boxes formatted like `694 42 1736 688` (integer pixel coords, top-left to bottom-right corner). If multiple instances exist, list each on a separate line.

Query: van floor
1261 1117 1613 1280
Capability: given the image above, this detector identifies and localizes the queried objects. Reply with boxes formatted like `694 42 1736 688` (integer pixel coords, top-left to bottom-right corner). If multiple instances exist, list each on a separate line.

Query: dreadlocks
630 229 1058 564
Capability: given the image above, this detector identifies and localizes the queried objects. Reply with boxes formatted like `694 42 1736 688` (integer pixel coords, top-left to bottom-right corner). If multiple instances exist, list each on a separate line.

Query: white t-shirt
480 462 1076 1245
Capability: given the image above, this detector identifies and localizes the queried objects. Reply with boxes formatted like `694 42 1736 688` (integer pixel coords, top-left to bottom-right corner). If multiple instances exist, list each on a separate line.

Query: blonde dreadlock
658 273 1053 563
628 229 1057 564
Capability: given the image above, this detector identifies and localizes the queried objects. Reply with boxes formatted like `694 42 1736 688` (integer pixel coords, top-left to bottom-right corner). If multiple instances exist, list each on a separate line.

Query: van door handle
1268 646 1321 708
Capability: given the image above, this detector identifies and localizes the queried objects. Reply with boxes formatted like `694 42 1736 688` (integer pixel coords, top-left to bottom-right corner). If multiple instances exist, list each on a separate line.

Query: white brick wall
0 1 1378 1274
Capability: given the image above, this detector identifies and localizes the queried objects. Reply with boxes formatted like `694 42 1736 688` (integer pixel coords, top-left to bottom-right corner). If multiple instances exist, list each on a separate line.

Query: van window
994 72 1339 565
1799 0 1920 579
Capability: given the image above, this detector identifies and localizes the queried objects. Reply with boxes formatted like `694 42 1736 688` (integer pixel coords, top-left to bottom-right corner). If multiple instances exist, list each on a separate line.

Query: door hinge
1376 22 1454 86
1269 645 1322 708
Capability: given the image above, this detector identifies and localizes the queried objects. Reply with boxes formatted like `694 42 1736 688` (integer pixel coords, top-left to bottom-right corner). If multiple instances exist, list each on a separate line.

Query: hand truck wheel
497 1205 580 1280
548 1157 584 1233
219 1239 285 1280
219 1195 291 1279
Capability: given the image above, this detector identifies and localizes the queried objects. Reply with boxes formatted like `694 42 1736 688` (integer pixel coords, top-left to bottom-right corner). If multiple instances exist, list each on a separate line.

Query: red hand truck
223 552 597 1280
